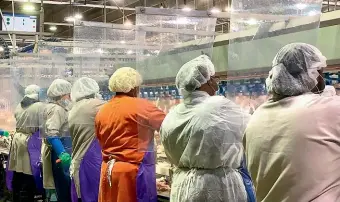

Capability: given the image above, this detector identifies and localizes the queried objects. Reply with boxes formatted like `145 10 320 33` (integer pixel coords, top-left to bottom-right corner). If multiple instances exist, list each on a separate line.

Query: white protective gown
160 91 250 202
9 101 44 175
68 98 105 197
41 103 69 189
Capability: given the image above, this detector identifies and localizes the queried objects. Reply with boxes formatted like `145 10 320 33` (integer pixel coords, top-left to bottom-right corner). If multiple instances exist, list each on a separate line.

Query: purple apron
27 131 44 193
5 155 13 191
6 131 43 192
136 148 157 202
71 179 78 202
78 139 102 202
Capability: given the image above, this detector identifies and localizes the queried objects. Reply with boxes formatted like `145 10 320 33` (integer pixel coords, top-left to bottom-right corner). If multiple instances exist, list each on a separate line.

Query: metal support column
39 0 44 39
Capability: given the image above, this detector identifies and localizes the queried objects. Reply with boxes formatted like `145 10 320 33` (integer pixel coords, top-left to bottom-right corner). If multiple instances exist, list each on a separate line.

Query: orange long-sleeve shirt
95 95 165 202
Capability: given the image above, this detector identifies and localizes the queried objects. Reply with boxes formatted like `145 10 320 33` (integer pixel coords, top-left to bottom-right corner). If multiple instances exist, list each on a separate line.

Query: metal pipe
3 0 135 11
39 0 44 39
104 0 107 23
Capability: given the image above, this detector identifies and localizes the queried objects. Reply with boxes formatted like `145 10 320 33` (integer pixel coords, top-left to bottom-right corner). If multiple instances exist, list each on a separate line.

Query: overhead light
296 3 307 10
182 6 192 12
0 46 4 52
127 50 133 55
74 13 83 20
308 10 319 16
146 53 151 56
225 7 234 12
120 40 126 44
246 18 257 25
49 26 57 31
23 3 35 12
124 20 133 26
210 7 221 13
65 16 75 22
97 49 104 54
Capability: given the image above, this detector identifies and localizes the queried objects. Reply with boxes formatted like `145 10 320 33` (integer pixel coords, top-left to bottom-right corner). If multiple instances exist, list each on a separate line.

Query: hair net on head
24 84 40 100
108 67 142 93
47 79 72 98
71 77 100 102
266 43 327 96
176 55 215 94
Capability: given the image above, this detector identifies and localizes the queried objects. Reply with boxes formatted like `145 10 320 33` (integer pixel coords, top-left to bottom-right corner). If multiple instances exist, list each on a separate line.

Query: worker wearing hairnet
95 67 165 202
244 43 340 202
160 55 251 202
41 79 73 202
8 84 44 202
68 77 105 202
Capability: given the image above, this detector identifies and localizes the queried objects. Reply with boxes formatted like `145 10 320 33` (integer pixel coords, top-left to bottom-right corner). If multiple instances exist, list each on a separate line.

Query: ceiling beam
3 0 135 11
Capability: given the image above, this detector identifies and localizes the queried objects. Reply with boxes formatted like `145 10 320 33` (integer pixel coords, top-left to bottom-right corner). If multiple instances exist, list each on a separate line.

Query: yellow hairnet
108 67 142 93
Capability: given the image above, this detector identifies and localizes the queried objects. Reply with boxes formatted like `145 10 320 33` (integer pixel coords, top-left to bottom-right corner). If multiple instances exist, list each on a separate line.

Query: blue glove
47 137 65 156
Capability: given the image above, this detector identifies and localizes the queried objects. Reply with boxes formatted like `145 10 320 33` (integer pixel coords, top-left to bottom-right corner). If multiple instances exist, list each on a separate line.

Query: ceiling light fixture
120 40 126 44
65 16 76 22
0 46 4 52
127 50 133 55
74 13 83 20
182 6 192 12
308 10 318 16
246 18 258 25
124 20 133 26
23 3 35 12
296 3 307 10
211 7 221 13
49 26 57 31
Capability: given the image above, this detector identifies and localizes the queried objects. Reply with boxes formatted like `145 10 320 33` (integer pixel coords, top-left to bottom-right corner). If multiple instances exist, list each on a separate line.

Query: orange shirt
95 95 165 202
95 95 166 163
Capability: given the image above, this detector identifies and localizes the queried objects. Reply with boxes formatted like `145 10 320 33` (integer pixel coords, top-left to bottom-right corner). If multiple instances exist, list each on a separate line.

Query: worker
8 84 44 202
95 67 166 202
69 77 105 202
159 55 252 202
41 79 73 202
244 43 340 202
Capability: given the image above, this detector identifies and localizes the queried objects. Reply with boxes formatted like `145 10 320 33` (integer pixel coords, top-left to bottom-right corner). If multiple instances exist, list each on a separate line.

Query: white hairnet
71 77 100 102
108 67 142 93
176 55 215 94
24 84 40 100
47 79 72 98
266 43 327 96
322 85 336 97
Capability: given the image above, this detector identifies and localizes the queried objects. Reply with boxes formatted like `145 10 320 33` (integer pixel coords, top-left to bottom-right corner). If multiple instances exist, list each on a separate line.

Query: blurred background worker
244 43 340 202
160 55 252 202
95 67 166 202
8 84 44 202
41 79 73 202
69 77 105 202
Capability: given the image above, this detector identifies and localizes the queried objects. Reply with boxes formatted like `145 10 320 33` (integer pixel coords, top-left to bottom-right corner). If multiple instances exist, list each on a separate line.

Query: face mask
59 99 73 111
95 93 103 100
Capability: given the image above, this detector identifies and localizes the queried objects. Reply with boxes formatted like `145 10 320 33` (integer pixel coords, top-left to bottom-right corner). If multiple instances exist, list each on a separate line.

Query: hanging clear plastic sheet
134 7 217 201
228 0 323 74
73 21 136 100
227 0 323 113
0 59 15 132
71 21 137 202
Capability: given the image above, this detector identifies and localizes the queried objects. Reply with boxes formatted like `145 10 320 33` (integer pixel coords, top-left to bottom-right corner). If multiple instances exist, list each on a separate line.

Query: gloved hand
57 152 71 168
0 130 9 137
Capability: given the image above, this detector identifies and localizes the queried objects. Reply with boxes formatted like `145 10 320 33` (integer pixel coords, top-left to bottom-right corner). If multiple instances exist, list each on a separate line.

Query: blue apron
239 154 256 202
